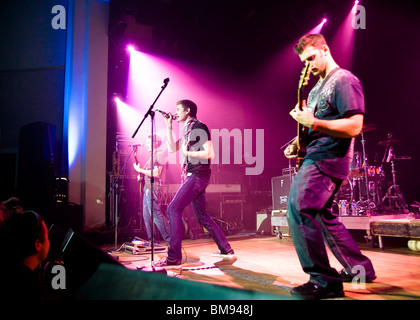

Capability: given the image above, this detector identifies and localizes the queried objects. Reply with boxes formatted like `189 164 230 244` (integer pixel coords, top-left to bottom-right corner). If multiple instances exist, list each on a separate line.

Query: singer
154 99 234 267
283 34 376 300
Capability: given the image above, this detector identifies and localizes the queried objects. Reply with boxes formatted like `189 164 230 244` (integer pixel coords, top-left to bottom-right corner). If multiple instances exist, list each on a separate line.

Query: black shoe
339 269 376 283
290 282 344 300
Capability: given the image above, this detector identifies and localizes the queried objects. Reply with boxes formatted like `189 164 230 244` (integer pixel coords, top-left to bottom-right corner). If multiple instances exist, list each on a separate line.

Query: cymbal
377 138 402 146
361 124 377 132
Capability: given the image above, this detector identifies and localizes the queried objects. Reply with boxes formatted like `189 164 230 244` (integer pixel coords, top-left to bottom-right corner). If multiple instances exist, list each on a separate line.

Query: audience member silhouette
0 210 50 300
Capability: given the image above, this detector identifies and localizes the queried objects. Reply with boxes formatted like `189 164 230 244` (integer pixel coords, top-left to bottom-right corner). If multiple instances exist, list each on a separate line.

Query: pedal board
122 239 167 255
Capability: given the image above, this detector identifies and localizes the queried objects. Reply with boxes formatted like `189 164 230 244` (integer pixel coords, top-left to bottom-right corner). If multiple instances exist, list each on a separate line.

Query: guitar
296 61 312 170
133 146 142 183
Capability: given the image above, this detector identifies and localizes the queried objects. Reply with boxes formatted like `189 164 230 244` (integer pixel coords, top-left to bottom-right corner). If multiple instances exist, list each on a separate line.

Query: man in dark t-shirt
284 34 376 300
156 99 234 266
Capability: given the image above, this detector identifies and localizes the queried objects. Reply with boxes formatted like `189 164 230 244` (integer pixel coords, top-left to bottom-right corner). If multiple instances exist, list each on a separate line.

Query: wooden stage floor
105 232 420 301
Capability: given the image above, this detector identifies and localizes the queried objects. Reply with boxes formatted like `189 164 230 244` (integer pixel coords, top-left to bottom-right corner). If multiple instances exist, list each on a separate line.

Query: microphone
163 78 170 84
155 109 176 120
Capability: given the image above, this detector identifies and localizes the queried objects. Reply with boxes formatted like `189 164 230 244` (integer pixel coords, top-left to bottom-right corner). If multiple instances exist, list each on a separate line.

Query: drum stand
358 131 375 214
381 146 409 213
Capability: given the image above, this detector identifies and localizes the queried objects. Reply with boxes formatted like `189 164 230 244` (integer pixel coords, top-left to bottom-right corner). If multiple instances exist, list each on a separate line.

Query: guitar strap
180 117 198 182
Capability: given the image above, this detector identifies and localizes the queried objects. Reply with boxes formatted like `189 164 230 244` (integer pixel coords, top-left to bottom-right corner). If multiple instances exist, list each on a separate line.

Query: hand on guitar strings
289 100 317 129
133 162 141 172
284 144 298 159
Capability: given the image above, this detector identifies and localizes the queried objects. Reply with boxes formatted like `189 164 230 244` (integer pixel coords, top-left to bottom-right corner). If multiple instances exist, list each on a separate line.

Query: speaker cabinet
271 175 294 210
256 211 271 234
17 122 57 211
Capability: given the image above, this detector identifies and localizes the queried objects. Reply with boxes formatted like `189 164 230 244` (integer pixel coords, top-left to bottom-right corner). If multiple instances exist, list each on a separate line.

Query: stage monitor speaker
271 175 294 210
60 229 123 294
75 263 293 300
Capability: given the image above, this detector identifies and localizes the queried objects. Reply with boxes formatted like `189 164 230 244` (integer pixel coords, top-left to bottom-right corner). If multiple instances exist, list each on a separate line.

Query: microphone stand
132 78 169 273
280 136 298 185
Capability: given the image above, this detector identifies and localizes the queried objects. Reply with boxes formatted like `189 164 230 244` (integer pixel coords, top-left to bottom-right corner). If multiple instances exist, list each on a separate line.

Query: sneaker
154 257 182 267
290 282 344 300
211 249 235 258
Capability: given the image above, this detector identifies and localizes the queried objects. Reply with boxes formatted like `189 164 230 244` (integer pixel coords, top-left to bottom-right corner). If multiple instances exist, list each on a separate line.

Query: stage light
308 17 327 34
127 44 135 53
353 1 360 13
329 1 360 69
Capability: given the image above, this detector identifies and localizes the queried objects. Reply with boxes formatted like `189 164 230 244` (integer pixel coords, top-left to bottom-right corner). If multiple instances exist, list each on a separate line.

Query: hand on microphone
155 109 176 120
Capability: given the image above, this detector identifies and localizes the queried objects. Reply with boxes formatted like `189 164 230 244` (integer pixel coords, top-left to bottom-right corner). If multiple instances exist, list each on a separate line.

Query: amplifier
271 210 290 238
271 174 294 210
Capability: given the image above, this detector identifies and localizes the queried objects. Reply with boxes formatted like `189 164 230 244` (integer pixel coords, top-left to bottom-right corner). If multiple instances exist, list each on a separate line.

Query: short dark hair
177 99 197 117
294 34 328 55
0 211 46 262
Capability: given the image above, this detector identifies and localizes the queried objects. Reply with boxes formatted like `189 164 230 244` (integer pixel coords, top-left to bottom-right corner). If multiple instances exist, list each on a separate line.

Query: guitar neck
296 63 311 169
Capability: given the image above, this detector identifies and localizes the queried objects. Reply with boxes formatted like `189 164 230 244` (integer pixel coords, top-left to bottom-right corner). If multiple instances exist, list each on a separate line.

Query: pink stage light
352 1 359 13
306 18 327 36
119 47 262 174
329 1 359 69
127 44 135 53
124 48 249 140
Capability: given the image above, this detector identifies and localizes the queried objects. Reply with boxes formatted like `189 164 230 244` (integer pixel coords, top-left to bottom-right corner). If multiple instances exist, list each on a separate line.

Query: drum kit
336 124 410 216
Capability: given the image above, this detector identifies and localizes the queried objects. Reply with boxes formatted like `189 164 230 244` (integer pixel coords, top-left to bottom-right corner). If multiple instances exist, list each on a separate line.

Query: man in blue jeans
156 99 234 266
284 34 376 299
133 134 170 245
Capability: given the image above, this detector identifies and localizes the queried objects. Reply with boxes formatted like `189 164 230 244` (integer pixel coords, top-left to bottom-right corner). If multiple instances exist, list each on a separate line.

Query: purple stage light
127 44 135 53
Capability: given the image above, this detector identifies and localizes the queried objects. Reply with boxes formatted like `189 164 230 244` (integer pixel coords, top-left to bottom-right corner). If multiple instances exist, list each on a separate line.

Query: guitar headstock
298 62 312 90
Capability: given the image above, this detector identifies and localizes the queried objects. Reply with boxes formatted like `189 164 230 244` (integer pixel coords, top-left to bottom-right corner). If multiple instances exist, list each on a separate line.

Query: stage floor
105 233 420 300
